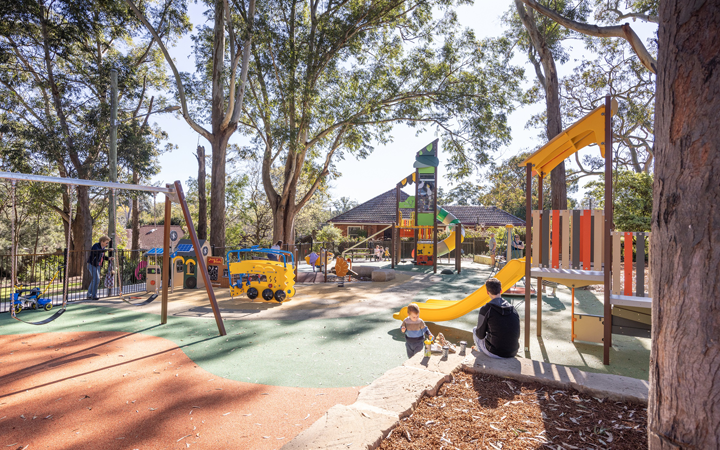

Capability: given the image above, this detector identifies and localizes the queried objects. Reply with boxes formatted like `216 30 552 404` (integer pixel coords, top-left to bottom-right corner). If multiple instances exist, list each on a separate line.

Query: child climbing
400 303 434 358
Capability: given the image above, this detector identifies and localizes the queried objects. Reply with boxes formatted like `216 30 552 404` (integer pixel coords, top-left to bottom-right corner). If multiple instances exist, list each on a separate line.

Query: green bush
316 224 343 243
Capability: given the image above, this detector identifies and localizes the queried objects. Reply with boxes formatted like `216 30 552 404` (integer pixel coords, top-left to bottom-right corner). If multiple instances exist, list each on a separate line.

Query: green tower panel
417 213 434 226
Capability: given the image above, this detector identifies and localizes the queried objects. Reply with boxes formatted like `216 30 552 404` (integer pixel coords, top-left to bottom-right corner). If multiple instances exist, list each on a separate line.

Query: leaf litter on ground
378 371 647 450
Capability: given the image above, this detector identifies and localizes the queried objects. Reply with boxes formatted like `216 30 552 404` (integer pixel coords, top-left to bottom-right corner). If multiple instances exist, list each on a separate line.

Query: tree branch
124 0 212 139
519 0 657 74
608 8 658 24
228 0 255 126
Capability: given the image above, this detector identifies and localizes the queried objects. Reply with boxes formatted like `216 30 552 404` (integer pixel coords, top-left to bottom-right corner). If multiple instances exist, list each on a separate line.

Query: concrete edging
281 350 649 449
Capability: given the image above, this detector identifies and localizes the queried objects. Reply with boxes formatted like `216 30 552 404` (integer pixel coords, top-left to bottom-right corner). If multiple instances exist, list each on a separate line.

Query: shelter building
327 189 525 238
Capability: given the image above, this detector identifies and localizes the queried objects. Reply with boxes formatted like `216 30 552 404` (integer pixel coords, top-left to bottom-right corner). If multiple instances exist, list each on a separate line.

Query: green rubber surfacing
1 263 651 388
0 304 407 389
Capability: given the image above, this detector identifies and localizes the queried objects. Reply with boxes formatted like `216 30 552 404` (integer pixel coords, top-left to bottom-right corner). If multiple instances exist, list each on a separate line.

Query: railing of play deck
611 231 651 298
531 209 605 270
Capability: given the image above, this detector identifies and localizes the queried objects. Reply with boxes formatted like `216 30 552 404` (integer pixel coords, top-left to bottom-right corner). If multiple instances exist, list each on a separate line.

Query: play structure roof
519 99 618 177
327 189 525 227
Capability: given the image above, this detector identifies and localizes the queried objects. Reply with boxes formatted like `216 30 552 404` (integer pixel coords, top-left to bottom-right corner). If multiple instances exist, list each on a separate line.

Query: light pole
108 68 179 248
109 69 118 250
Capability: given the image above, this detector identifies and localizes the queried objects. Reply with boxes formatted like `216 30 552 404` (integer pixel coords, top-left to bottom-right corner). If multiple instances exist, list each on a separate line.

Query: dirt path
0 331 359 450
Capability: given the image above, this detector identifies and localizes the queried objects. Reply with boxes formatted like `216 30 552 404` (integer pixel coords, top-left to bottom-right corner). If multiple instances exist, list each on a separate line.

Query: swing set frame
1 172 227 336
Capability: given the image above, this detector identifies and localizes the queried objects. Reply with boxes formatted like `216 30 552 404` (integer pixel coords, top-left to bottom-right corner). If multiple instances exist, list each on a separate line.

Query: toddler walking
400 303 434 358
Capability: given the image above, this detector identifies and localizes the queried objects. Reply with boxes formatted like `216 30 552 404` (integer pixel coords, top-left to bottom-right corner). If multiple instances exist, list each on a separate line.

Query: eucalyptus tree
0 0 183 277
237 0 523 244
509 1 720 446
125 0 256 253
560 37 655 176
504 0 591 210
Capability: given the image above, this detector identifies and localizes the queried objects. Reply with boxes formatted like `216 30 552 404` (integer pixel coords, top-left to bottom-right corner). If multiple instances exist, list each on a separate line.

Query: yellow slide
393 258 527 322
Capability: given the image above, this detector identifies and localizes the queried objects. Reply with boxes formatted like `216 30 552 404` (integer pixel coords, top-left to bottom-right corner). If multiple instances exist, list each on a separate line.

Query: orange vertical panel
581 209 592 270
624 232 633 296
552 209 560 268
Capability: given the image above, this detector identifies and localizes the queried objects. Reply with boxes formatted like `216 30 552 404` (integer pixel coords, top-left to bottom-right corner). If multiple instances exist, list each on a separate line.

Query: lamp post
109 69 118 250
108 68 179 248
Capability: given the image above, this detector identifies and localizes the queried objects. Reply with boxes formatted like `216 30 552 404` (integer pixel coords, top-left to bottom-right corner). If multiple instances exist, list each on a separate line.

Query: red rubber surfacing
0 331 360 449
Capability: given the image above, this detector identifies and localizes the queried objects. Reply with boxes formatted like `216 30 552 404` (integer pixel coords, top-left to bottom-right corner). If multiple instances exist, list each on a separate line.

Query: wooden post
173 181 226 336
391 224 395 269
294 246 298 280
161 195 171 324
537 174 544 337
414 169 419 264
396 183 401 266
456 225 461 274
524 163 532 351
433 167 438 274
324 248 328 282
603 94 613 365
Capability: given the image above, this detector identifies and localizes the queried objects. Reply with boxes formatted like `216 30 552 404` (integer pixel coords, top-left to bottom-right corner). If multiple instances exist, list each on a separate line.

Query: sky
147 1 656 207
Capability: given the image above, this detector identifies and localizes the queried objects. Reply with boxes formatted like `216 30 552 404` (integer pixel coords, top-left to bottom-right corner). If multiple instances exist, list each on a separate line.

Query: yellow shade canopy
519 99 618 177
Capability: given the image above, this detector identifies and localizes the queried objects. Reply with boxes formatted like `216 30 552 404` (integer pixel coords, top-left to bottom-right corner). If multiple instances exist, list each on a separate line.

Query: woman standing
87 236 112 300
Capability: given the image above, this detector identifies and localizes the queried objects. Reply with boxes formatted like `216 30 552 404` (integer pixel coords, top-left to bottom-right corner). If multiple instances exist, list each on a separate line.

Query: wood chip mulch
379 371 648 450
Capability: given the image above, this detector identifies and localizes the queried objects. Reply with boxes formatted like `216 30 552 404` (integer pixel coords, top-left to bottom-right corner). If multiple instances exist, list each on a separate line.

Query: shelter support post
173 181 226 336
537 174 544 337
571 287 576 341
433 167 438 274
396 184 401 266
414 169 419 263
603 94 613 365
391 224 395 269
161 195 171 324
456 225 461 274
524 163 532 351
294 247 298 280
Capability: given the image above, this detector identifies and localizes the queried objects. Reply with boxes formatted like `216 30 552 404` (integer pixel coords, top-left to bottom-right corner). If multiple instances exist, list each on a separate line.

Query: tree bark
271 198 296 247
210 133 231 254
545 61 567 210
649 2 720 449
196 145 207 240
72 186 93 287
131 169 140 252
515 1 567 210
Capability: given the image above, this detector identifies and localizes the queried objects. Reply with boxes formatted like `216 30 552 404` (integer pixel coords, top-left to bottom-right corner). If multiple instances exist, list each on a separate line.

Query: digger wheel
274 290 286 302
247 287 259 300
45 303 53 311
262 289 274 301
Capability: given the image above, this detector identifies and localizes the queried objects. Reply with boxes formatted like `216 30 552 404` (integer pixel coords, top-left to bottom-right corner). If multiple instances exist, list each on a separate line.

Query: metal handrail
226 246 295 268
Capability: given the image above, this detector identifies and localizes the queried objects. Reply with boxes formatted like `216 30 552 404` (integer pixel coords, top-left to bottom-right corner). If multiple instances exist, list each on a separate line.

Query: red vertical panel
624 232 633 296
552 209 560 268
581 210 591 270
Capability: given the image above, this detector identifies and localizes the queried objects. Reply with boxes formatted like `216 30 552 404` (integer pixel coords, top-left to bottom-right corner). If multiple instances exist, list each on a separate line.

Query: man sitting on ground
473 277 520 358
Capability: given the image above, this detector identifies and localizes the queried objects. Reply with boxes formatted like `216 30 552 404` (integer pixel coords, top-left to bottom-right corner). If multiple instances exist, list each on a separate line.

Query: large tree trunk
196 145 208 240
544 54 567 211
72 186 93 288
209 134 230 254
272 197 296 248
648 2 720 448
131 169 140 253
514 0 567 210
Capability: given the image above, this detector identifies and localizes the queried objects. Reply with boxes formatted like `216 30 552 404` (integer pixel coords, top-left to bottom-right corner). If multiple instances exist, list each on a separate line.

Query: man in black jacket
473 277 520 358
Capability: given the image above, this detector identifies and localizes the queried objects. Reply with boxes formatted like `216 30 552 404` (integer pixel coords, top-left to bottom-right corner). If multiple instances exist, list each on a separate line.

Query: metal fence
1 248 150 313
